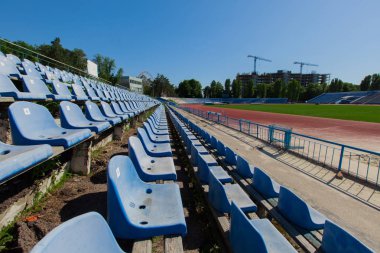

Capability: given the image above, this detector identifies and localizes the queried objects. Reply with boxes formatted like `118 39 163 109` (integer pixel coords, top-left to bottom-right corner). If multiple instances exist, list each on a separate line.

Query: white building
120 76 143 94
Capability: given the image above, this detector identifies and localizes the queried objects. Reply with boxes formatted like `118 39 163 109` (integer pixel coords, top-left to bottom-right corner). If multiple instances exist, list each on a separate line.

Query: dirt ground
4 114 224 253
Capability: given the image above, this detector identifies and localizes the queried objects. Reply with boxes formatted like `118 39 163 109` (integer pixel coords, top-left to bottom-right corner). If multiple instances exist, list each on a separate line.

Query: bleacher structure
307 90 380 104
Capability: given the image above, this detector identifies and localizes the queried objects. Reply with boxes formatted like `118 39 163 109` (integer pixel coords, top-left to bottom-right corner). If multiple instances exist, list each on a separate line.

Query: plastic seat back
9 101 59 144
6 54 21 65
252 167 280 199
225 147 237 165
230 202 268 253
0 56 21 76
278 187 326 230
52 80 73 98
0 74 21 94
208 169 230 213
71 83 88 100
321 220 374 253
22 62 43 78
236 155 254 178
22 75 52 96
216 140 226 156
30 212 125 253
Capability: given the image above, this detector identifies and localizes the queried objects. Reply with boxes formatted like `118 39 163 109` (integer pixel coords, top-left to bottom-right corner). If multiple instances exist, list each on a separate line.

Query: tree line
172 73 380 102
1 38 123 84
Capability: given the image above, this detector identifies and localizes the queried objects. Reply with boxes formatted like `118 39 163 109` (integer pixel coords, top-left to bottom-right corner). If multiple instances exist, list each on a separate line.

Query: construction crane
293 61 318 75
247 55 272 74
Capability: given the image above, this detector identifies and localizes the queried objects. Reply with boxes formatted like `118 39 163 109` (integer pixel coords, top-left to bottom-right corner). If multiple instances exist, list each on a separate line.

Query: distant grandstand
163 97 288 105
307 90 380 104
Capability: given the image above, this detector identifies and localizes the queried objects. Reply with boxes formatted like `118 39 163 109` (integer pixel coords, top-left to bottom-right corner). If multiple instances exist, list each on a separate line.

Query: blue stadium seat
22 62 43 79
84 86 100 100
110 101 133 118
208 169 257 213
137 128 172 157
216 140 226 156
125 101 142 113
145 120 168 135
278 187 326 230
252 167 280 199
210 136 218 149
100 101 128 121
0 142 53 184
236 155 254 178
9 102 92 148
196 150 232 184
22 75 70 101
60 101 110 134
107 155 187 239
190 142 208 165
51 80 74 100
6 54 21 65
30 212 125 253
143 123 170 143
148 118 168 131
225 147 237 165
0 56 22 77
128 136 177 181
321 220 374 253
85 101 121 126
230 202 297 253
0 74 46 100
71 83 89 101
117 101 136 116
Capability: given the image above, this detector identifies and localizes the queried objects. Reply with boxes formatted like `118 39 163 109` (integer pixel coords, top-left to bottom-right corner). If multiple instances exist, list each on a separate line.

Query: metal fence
180 106 380 187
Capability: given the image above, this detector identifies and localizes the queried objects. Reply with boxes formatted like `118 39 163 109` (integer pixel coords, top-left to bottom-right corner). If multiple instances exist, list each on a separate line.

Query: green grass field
207 104 380 123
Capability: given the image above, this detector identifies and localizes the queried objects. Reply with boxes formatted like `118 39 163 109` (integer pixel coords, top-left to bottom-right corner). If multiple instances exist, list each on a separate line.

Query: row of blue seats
0 53 152 102
170 107 374 253
30 105 187 253
168 108 296 253
0 73 148 102
0 100 156 184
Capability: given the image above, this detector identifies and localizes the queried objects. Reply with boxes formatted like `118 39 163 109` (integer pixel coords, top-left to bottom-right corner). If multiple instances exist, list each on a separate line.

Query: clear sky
1 0 379 86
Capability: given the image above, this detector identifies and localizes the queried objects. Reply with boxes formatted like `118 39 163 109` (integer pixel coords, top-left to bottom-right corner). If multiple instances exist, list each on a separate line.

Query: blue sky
1 0 379 86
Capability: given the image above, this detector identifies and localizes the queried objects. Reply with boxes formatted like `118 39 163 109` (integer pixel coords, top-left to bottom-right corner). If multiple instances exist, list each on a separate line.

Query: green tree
272 79 283 98
328 78 343 92
369 74 380 90
243 79 254 98
301 83 324 101
203 86 211 98
93 54 124 84
151 74 176 97
231 79 242 98
224 79 231 97
256 83 267 98
287 80 301 101
177 79 202 98
360 75 372 91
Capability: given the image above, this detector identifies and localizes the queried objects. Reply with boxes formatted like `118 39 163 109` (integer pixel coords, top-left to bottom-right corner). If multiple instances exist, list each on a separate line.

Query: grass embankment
208 104 380 123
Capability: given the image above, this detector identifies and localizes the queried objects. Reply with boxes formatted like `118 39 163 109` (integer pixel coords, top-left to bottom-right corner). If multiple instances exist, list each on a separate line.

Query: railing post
336 146 345 179
239 119 242 132
256 124 259 138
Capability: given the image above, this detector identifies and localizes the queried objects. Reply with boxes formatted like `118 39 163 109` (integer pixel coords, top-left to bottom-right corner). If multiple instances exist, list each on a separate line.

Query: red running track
183 104 380 152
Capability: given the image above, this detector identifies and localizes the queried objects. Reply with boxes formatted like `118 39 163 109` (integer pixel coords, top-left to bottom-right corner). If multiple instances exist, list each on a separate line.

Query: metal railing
0 37 113 85
179 106 380 187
